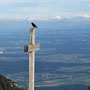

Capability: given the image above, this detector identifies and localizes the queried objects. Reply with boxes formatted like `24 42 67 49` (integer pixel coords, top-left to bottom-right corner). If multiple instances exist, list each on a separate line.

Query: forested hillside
0 74 25 90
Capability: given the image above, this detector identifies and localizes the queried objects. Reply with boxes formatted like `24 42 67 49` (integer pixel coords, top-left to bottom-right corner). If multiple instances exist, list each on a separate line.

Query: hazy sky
0 0 90 18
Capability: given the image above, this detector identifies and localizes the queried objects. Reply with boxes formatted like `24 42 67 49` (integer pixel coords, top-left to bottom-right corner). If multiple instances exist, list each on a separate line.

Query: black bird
31 22 38 28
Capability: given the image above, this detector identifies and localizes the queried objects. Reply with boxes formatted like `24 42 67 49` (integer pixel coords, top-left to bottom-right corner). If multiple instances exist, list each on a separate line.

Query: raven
31 22 38 28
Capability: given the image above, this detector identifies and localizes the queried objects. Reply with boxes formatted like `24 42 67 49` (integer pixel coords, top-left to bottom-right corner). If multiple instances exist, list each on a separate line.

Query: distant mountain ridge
0 15 90 32
0 14 90 22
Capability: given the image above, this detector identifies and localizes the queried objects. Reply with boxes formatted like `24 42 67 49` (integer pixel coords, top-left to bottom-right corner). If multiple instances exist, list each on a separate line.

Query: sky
0 0 90 18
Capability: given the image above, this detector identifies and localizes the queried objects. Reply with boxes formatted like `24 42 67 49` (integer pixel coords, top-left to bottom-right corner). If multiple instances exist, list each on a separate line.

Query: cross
24 28 40 90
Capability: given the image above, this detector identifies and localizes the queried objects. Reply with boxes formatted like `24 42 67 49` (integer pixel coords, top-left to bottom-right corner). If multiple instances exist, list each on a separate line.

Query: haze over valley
0 16 90 90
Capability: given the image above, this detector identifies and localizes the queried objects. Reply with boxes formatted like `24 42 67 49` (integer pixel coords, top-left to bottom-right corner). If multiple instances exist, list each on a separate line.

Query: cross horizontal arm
24 44 40 53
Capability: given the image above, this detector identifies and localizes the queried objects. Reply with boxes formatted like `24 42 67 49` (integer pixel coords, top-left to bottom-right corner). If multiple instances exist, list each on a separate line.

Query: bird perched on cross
31 22 38 28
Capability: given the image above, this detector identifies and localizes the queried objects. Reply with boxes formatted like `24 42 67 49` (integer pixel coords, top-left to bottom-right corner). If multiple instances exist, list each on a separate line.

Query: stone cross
24 28 40 90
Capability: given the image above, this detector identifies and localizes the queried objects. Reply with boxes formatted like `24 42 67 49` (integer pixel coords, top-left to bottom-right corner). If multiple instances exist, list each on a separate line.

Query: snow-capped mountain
0 14 90 31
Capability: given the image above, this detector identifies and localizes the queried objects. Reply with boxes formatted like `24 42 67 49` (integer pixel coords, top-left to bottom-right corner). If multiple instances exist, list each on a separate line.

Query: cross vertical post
24 28 40 90
29 28 35 90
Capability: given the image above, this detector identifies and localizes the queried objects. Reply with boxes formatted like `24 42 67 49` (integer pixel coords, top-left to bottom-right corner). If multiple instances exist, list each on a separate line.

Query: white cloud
0 0 54 5
0 16 28 21
77 14 90 18
0 0 31 5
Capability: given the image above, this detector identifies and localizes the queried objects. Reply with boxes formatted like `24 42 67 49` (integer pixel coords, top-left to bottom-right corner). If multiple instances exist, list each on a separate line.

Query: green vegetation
0 74 25 90
88 86 90 90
